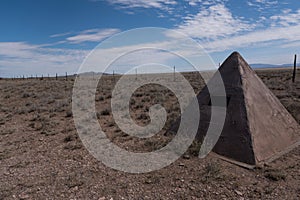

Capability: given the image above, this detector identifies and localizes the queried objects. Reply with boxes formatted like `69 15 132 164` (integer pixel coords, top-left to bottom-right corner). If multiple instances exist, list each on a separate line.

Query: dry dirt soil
0 69 300 199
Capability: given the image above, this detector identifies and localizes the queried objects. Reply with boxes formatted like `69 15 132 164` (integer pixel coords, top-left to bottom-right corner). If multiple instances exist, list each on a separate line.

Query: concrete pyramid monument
171 52 300 167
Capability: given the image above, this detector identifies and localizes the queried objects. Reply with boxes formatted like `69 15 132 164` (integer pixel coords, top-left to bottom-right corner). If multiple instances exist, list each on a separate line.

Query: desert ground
0 68 300 199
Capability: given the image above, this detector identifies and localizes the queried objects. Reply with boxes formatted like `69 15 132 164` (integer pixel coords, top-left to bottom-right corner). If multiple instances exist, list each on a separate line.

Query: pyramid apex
229 51 242 58
219 51 251 73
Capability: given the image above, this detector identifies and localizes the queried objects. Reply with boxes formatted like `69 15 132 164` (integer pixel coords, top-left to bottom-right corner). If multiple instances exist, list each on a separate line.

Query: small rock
179 163 185 167
3 170 10 176
235 190 243 196
19 194 30 199
98 197 105 200
145 179 152 184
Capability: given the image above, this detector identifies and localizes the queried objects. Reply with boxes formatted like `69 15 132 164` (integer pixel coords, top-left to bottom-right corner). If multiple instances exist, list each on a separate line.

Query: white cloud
202 24 300 53
0 42 88 77
66 28 120 43
176 4 254 40
186 0 227 6
105 0 177 10
81 38 214 74
50 32 73 38
247 0 279 11
170 3 300 59
270 9 300 26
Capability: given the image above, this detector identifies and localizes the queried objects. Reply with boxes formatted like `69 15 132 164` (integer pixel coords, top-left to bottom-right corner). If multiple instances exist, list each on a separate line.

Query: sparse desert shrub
134 93 143 97
186 140 202 156
141 97 150 103
27 105 37 113
21 92 30 98
264 169 286 181
96 96 104 101
107 122 115 127
137 113 149 120
202 162 222 183
16 108 26 115
65 110 73 118
130 99 136 105
134 103 143 109
100 109 110 116
64 135 73 143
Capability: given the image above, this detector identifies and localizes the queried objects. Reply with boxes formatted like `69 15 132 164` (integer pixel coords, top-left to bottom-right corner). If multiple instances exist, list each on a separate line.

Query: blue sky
0 0 299 77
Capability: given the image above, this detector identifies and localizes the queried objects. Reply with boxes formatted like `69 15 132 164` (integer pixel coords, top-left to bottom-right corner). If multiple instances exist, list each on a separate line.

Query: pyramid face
208 52 300 165
170 52 300 166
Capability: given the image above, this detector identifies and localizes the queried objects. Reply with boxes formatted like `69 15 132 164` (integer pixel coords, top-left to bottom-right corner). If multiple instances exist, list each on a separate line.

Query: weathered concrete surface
169 51 300 166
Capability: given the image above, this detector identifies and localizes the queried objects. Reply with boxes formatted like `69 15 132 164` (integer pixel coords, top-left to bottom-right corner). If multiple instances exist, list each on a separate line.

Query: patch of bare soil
0 69 299 199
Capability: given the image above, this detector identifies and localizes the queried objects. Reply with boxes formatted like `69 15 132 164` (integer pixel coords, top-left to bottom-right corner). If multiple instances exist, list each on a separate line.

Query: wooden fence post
173 66 175 81
292 54 297 83
135 68 137 80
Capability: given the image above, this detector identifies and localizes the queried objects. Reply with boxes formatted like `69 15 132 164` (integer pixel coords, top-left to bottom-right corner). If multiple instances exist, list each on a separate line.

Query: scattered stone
235 190 243 196
19 193 30 199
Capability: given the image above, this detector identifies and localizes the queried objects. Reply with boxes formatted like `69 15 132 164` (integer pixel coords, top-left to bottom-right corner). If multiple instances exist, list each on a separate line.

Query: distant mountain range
78 72 112 76
250 63 300 69
77 64 299 76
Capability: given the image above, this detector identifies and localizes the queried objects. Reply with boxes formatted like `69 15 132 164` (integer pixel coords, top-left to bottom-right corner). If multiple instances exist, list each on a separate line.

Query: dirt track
0 69 300 199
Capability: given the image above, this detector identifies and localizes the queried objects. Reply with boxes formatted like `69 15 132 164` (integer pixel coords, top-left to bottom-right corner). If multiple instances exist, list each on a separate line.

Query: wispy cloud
176 4 254 40
186 0 227 7
50 31 73 38
270 9 300 26
198 8 300 56
247 0 279 11
0 42 88 77
202 24 300 52
66 28 120 44
104 0 177 10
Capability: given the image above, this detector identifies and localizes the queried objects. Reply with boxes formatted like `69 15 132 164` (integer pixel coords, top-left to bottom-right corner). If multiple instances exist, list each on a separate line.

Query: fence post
173 66 175 81
56 73 58 80
135 68 137 80
65 72 67 81
292 54 297 83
